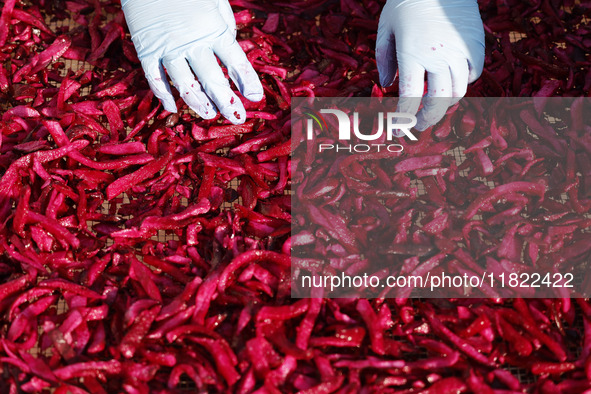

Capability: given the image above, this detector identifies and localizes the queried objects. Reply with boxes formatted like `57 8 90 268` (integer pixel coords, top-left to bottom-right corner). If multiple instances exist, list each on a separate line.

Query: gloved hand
376 0 485 131
121 0 263 124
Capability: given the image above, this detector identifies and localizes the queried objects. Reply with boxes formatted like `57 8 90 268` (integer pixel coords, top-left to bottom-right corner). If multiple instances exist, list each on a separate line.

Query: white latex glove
121 0 263 124
376 0 485 131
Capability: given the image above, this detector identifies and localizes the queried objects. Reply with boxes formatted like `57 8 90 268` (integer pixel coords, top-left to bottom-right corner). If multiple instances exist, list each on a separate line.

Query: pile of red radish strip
0 0 589 392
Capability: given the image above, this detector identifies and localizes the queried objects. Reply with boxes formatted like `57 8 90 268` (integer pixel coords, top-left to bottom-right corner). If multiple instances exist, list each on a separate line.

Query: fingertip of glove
198 108 217 120
414 122 429 132
227 114 246 125
219 105 246 125
245 92 264 102
162 100 178 113
188 102 217 120
379 75 394 88
468 69 482 84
